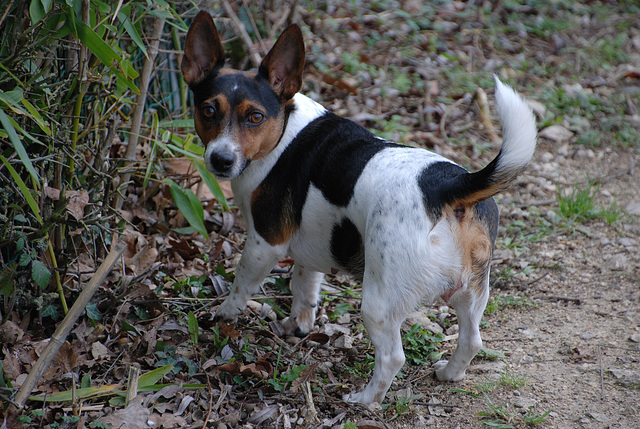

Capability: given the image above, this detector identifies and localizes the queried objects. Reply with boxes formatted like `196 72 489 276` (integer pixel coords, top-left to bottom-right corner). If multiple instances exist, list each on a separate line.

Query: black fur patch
330 218 365 277
419 161 499 246
192 73 282 119
251 112 399 244
418 161 469 221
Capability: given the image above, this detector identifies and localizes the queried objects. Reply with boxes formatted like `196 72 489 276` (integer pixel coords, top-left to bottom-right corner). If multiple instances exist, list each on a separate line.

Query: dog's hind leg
214 233 286 323
434 274 489 381
282 265 323 337
344 282 407 404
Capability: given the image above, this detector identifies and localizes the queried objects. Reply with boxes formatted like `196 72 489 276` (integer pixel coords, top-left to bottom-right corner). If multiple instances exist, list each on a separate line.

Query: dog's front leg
214 233 286 323
282 265 323 337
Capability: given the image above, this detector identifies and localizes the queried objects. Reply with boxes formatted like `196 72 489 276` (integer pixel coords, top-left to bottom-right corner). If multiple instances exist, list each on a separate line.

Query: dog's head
181 11 305 179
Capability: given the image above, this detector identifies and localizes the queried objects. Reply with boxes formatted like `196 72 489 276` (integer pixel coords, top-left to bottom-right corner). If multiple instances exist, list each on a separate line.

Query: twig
439 97 466 145
598 345 605 401
302 381 319 423
474 87 500 143
221 0 262 67
533 294 581 305
14 242 126 408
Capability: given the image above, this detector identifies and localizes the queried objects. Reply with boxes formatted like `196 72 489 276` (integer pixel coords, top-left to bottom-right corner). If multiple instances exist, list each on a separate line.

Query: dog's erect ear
258 24 305 100
181 11 225 86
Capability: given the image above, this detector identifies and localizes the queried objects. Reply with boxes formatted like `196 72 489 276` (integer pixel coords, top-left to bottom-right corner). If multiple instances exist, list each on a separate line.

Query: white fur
494 77 537 172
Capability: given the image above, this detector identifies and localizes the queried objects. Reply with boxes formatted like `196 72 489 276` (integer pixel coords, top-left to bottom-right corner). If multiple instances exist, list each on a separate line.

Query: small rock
539 125 574 142
574 148 596 160
404 311 444 334
629 334 640 343
580 332 595 341
618 237 637 247
610 254 628 271
319 323 351 336
334 334 354 349
588 411 610 424
625 202 640 216
514 397 538 409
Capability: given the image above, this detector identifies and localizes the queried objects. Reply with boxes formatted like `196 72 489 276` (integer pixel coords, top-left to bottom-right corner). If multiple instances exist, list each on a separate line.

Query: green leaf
0 110 41 188
194 161 230 210
41 304 59 320
118 12 147 56
138 365 173 389
29 0 46 25
86 302 102 320
72 17 140 94
21 98 52 136
31 260 51 289
187 312 198 345
30 384 123 402
0 155 41 222
166 179 208 239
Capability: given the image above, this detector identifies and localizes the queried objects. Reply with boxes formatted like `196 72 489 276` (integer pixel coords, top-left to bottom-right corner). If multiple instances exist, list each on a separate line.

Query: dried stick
14 242 126 408
475 86 500 143
221 0 262 67
114 15 166 211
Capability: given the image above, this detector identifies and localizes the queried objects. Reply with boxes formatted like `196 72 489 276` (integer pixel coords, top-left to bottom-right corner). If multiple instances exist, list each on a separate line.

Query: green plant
267 364 308 392
381 391 417 421
478 394 515 428
344 353 375 378
402 323 445 365
524 406 552 426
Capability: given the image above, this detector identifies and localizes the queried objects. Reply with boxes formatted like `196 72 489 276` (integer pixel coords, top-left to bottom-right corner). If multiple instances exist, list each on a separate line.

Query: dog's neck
230 93 327 200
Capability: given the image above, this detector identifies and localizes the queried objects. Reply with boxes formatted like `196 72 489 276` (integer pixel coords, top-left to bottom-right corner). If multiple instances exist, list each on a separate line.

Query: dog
181 11 536 404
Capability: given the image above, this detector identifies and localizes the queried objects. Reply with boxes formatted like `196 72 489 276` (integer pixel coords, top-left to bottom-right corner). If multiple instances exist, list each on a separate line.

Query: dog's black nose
210 151 235 172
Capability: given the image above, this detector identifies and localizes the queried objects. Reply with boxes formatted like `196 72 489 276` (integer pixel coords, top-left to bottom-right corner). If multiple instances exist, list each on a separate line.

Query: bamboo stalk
114 15 166 211
14 242 126 408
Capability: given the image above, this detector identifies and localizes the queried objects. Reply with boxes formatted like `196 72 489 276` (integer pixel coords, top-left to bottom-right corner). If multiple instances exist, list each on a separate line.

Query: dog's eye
248 112 264 124
202 105 216 118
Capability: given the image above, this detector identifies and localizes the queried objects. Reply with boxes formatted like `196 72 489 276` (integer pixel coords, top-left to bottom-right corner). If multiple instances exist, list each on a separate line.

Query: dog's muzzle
204 137 247 179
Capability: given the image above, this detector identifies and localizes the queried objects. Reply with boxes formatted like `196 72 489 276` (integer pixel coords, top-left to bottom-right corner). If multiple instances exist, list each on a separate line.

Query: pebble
539 125 574 142
334 334 354 349
610 254 629 271
625 202 640 216
319 323 351 336
580 332 595 341
630 334 640 343
514 397 538 409
404 311 444 334
618 237 637 247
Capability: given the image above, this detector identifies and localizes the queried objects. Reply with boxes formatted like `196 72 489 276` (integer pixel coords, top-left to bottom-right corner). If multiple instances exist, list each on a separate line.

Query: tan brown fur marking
193 95 230 146
445 205 493 295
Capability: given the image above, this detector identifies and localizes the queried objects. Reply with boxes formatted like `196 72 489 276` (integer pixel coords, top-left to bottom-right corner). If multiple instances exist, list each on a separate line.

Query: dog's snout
209 150 236 173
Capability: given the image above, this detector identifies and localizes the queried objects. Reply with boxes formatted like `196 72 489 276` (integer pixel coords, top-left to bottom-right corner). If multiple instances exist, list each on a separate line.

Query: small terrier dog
181 11 536 404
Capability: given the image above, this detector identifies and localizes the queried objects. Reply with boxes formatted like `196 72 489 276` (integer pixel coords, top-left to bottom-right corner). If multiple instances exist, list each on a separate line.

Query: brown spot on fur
229 100 284 161
446 205 493 296
250 186 298 245
193 95 230 146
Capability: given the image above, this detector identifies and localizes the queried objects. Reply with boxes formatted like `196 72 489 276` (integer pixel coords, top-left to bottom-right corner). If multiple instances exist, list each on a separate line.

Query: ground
2 1 640 428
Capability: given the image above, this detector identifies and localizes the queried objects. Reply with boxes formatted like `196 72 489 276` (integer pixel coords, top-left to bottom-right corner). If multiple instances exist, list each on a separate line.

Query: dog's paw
213 300 243 323
282 316 312 338
433 360 466 382
343 391 365 404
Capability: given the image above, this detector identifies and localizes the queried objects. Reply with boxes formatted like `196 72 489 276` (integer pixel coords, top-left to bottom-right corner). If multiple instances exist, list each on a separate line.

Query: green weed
402 323 445 365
